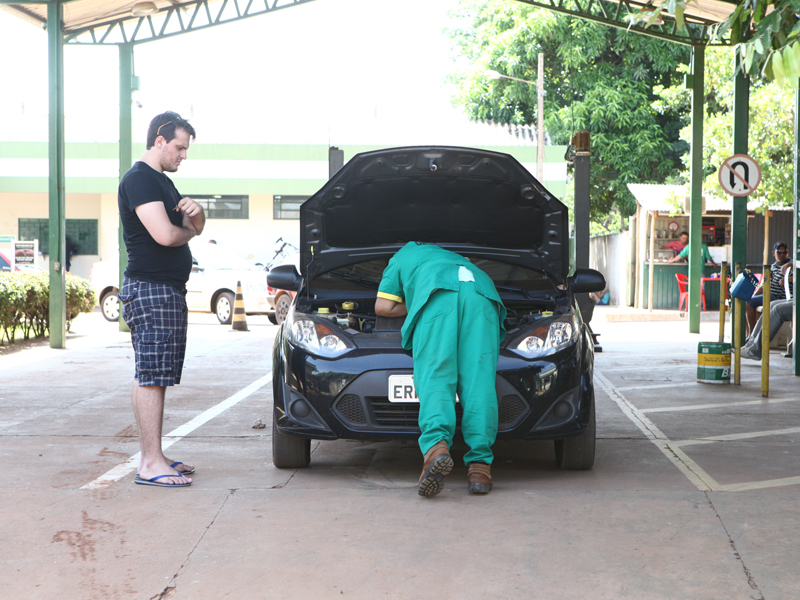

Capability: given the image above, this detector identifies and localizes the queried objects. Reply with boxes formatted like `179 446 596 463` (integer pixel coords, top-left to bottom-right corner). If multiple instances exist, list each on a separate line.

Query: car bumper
272 332 594 442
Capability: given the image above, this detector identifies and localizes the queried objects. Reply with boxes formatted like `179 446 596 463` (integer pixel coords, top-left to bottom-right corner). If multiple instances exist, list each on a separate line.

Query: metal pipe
648 210 656 312
762 263 770 397
734 262 742 385
718 262 727 343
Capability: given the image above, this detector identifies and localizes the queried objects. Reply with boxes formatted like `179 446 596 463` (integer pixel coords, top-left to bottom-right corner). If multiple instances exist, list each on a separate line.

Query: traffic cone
231 280 249 332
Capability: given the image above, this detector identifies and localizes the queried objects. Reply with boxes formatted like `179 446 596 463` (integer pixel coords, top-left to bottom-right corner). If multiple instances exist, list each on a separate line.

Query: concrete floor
1 307 798 600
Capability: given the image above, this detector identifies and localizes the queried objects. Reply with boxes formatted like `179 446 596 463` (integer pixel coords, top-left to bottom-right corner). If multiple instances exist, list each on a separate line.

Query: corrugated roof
627 183 764 213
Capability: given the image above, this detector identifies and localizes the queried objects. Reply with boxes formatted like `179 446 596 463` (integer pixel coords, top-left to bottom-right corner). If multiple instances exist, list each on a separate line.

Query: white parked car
90 243 273 324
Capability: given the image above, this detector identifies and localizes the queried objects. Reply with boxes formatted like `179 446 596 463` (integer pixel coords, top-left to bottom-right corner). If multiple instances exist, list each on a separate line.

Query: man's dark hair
146 111 196 149
679 231 689 237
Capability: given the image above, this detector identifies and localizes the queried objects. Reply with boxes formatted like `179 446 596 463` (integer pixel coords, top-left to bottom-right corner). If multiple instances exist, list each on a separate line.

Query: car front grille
334 394 529 431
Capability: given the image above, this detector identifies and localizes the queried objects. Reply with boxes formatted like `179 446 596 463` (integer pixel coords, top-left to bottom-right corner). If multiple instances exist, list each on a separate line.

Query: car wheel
274 293 292 324
100 291 119 322
215 291 235 325
267 314 278 325
554 394 596 470
272 418 311 468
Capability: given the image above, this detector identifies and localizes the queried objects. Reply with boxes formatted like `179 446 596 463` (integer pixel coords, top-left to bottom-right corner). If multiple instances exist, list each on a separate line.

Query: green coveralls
377 242 507 465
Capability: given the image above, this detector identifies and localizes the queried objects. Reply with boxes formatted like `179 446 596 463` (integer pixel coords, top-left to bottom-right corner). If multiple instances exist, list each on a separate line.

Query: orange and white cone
231 280 249 332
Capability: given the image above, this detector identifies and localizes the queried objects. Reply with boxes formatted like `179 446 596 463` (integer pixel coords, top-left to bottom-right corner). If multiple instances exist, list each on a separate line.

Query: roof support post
731 54 749 341
688 45 704 334
47 0 66 348
793 82 800 375
118 43 134 333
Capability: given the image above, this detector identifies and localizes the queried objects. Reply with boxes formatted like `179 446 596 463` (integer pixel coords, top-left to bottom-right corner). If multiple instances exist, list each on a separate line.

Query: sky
0 0 472 145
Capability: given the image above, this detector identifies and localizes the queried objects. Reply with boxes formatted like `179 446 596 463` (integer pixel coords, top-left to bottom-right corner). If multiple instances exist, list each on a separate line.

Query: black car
268 146 606 471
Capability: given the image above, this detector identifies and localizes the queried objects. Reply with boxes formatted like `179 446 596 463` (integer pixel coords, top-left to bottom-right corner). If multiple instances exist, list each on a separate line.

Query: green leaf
772 50 787 83
674 4 685 31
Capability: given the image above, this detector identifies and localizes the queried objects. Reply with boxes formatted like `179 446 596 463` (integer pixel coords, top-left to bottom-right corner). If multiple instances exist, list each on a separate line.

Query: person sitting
741 267 794 360
745 241 792 336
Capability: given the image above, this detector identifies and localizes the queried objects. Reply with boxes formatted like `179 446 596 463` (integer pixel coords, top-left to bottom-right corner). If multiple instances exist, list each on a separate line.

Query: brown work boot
418 441 454 498
467 462 493 494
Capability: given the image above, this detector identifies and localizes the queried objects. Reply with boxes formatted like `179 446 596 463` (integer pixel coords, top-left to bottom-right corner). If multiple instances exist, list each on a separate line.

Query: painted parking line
641 397 800 413
596 371 800 492
595 371 717 492
81 373 273 490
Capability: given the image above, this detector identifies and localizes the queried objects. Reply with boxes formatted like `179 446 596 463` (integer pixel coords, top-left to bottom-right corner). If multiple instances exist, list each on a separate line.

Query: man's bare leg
132 382 192 484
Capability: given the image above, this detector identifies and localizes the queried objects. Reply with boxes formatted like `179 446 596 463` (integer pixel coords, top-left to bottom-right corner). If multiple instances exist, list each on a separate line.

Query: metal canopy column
793 85 800 376
688 46 705 334
47 0 66 348
731 55 749 336
119 44 134 333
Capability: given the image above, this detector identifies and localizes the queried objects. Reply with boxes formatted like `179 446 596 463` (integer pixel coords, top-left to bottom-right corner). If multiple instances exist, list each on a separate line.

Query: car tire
267 314 278 325
274 292 292 324
272 418 311 469
554 394 596 470
100 290 119 322
215 291 235 325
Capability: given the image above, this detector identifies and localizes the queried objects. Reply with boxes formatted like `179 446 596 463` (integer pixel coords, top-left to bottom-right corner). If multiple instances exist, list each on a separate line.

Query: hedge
0 271 96 345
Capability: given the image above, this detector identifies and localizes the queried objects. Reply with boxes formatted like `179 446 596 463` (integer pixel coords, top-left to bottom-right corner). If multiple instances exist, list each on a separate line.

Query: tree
653 47 795 210
447 0 690 227
636 1 800 85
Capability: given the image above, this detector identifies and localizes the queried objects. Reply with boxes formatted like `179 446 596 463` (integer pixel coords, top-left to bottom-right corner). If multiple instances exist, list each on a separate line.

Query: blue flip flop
170 461 195 475
134 474 192 487
136 461 195 477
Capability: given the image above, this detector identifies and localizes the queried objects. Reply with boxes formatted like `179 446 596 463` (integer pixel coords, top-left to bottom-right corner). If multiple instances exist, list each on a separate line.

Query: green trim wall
0 142 569 198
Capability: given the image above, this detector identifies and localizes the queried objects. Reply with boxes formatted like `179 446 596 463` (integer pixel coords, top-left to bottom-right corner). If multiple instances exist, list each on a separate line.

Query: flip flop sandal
134 474 192 488
136 461 195 477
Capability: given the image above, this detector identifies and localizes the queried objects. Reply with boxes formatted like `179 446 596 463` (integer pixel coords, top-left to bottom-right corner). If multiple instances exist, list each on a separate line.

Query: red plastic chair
675 273 706 312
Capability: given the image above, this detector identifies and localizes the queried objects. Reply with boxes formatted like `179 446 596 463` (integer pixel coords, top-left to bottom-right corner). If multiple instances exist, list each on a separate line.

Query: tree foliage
637 1 800 85
653 47 795 210
447 0 690 224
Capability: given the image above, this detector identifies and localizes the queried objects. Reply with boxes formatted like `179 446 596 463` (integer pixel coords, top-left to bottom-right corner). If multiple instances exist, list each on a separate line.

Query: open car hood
300 146 569 284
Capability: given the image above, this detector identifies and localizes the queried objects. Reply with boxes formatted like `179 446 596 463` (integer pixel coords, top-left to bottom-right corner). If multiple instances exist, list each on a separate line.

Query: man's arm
135 201 198 247
177 197 206 235
375 297 408 318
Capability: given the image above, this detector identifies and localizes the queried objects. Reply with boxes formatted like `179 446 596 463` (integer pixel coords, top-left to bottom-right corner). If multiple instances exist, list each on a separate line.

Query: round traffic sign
718 154 761 197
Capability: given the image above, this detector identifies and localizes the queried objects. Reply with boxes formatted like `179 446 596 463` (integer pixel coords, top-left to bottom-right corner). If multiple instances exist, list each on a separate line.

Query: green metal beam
47 0 66 349
688 45 704 334
793 83 799 376
118 44 134 333
731 54 749 340
512 0 729 47
61 0 318 46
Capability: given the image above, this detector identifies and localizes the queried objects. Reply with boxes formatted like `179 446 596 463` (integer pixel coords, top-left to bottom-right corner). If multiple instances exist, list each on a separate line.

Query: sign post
719 153 761 383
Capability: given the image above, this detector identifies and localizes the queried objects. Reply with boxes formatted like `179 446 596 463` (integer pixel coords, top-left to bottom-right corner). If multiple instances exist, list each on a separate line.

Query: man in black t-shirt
118 111 206 488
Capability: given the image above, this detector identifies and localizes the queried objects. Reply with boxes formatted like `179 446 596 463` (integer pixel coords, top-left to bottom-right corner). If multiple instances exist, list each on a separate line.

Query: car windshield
191 245 259 271
312 258 557 293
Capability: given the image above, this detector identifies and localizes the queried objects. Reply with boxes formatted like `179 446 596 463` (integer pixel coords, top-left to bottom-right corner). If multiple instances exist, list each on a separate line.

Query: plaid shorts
119 278 188 387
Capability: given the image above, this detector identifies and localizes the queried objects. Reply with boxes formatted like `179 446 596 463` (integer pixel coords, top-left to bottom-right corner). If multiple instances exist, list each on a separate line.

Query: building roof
627 183 766 214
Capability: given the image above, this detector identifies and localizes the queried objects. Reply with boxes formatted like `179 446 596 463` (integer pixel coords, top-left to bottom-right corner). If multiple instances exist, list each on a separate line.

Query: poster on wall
13 240 38 269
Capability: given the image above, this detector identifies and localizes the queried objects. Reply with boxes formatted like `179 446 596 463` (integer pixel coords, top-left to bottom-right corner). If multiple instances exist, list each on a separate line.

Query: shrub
0 271 96 344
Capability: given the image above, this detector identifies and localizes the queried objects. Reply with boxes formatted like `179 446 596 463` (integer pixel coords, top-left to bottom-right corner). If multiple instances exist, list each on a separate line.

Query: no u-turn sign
718 154 761 197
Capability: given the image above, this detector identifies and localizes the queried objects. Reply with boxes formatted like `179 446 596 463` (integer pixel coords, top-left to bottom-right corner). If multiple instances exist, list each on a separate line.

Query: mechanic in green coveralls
375 242 507 497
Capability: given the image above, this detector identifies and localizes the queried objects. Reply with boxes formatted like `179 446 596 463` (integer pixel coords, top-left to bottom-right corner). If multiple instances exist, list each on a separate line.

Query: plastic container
697 342 731 384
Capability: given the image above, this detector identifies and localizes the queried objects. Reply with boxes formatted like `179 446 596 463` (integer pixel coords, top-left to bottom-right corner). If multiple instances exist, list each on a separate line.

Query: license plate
388 374 418 403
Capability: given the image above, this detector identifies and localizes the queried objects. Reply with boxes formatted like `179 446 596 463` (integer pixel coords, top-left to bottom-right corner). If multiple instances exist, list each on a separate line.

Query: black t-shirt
118 161 193 287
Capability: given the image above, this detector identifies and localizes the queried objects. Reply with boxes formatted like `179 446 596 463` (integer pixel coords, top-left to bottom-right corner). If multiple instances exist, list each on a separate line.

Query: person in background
741 266 794 360
662 231 689 257
745 241 793 336
666 238 718 268
65 236 78 273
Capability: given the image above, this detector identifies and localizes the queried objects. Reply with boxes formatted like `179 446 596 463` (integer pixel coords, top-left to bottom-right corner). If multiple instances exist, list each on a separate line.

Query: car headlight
511 315 578 358
288 315 354 358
